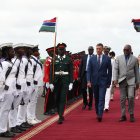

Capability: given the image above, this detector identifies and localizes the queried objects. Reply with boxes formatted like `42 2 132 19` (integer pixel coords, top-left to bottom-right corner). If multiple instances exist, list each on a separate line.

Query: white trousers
0 94 14 133
9 93 22 128
27 86 39 121
104 86 111 110
16 87 33 126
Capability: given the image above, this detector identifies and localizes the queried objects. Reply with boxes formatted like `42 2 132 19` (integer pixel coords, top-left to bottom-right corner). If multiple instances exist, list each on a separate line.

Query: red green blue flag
132 19 140 32
39 17 56 32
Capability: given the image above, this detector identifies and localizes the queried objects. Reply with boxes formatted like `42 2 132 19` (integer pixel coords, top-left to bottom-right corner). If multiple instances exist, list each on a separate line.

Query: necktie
125 56 129 65
98 55 101 65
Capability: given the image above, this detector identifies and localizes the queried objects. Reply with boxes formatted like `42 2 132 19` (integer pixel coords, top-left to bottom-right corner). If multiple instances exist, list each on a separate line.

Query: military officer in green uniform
50 43 73 124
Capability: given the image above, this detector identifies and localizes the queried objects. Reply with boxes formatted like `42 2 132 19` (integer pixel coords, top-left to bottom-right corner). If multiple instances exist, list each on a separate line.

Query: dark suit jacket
78 54 88 79
87 54 112 86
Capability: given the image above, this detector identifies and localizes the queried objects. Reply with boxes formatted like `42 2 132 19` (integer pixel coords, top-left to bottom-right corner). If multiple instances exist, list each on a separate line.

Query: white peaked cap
0 43 13 49
13 43 34 48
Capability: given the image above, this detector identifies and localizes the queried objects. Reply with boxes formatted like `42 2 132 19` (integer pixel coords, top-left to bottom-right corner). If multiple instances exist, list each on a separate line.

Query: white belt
55 71 69 75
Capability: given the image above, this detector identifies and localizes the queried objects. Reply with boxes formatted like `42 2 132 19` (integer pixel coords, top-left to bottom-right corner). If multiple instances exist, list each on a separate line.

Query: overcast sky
0 0 140 58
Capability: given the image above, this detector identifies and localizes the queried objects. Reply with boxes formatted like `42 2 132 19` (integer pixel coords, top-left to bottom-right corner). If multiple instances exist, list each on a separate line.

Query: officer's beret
46 47 55 52
0 43 13 49
13 43 34 48
57 43 67 49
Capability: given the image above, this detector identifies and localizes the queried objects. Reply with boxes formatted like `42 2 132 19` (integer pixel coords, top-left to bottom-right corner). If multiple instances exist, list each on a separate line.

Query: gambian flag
132 19 140 32
39 17 56 32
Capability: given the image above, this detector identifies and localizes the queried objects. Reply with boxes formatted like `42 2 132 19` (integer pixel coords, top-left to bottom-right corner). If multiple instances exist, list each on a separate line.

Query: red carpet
14 88 140 140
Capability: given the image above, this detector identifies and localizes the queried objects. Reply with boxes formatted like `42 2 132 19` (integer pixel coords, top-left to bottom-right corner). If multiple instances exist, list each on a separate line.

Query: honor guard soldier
42 50 53 98
27 45 43 125
43 47 54 89
44 47 56 115
24 44 35 126
73 55 79 81
0 43 16 138
50 43 73 124
72 54 80 98
9 43 30 133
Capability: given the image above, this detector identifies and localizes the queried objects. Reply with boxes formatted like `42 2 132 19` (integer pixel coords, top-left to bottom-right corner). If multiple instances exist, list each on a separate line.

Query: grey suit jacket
113 54 140 85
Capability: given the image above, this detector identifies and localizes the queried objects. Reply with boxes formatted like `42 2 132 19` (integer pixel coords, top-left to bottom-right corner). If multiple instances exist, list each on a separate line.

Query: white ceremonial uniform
17 58 34 125
0 60 17 133
104 58 115 110
16 56 28 126
26 58 34 104
9 56 28 128
0 61 4 108
27 55 43 123
8 58 21 128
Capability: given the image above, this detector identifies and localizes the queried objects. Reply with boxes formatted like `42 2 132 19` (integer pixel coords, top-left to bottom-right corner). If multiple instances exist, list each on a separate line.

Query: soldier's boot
57 116 64 124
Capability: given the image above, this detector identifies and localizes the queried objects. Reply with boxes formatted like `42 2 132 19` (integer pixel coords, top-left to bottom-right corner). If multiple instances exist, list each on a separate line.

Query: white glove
69 83 73 91
50 84 54 92
46 82 50 89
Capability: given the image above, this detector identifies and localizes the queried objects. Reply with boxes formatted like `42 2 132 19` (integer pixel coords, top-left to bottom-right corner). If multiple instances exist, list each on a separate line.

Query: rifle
15 59 21 90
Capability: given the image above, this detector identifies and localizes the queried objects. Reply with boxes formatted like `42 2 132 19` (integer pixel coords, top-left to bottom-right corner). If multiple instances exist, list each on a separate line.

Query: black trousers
53 78 69 117
81 72 93 107
44 88 55 113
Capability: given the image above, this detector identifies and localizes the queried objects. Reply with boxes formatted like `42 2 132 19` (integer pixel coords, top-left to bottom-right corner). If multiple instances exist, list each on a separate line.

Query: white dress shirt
86 55 92 71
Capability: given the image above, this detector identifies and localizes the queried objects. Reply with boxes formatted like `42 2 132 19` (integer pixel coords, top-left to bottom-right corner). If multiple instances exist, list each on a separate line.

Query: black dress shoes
130 114 135 122
97 116 102 122
82 104 87 110
0 131 15 137
119 116 127 122
58 118 63 124
98 117 102 122
61 116 65 121
20 122 31 128
104 109 109 112
16 125 26 131
50 109 56 115
11 127 22 133
88 106 92 110
22 122 33 128
44 112 49 115
58 116 65 124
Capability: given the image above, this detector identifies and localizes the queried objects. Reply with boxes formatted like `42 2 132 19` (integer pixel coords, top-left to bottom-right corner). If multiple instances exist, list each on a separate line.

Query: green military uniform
50 52 73 121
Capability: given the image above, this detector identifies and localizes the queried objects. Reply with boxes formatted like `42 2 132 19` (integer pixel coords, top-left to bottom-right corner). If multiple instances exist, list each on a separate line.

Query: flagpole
52 17 57 81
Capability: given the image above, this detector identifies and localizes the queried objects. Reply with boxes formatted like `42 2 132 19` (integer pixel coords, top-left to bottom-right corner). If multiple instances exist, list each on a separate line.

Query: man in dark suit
78 46 94 110
87 43 112 122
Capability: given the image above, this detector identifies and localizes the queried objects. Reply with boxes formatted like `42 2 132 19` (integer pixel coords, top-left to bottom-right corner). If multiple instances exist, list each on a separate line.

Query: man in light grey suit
113 45 139 122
